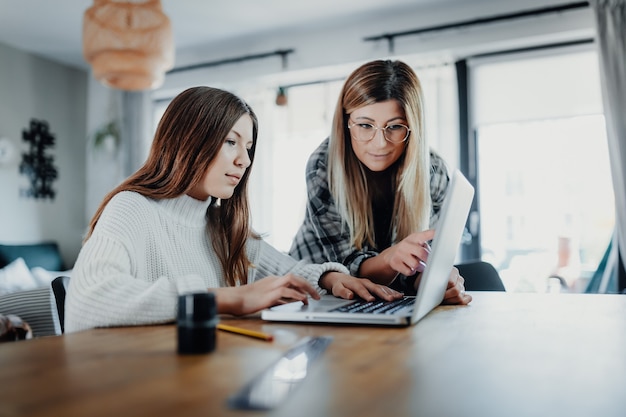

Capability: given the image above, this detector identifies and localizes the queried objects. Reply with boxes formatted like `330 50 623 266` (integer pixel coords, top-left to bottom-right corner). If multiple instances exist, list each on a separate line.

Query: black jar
177 292 217 354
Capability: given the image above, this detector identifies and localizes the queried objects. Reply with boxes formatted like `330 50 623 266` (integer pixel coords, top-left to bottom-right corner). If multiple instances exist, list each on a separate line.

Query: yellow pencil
217 323 274 342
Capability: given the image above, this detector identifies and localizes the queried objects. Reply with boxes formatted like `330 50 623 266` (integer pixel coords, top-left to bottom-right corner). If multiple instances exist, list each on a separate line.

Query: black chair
455 260 505 291
51 276 70 334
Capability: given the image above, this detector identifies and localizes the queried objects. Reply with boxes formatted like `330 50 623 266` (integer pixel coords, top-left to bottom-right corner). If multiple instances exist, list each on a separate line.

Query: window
254 81 344 252
469 47 614 293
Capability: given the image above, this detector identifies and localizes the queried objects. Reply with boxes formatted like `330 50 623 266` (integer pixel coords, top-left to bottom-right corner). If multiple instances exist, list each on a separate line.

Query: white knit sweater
65 191 348 333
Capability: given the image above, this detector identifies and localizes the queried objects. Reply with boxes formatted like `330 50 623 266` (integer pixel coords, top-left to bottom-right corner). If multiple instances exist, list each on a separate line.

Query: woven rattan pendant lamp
82 0 174 91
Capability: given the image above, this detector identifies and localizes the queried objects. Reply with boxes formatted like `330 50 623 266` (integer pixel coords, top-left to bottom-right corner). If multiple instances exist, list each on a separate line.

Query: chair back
51 276 70 333
455 260 505 291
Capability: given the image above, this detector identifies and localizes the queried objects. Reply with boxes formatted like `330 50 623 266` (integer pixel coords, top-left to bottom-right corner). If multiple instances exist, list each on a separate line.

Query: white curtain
591 0 626 291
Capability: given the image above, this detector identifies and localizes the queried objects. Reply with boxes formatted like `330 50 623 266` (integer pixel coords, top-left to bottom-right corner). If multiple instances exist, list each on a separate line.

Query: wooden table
1 292 625 417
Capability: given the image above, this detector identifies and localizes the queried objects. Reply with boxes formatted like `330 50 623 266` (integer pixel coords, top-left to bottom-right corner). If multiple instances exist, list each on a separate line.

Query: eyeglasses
347 118 411 143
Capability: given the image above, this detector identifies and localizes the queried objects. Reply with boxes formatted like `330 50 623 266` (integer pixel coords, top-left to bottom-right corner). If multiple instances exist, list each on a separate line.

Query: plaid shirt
289 138 450 278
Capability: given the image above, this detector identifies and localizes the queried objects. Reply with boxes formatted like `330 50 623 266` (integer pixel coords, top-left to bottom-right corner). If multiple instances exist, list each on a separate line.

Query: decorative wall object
82 0 174 91
19 119 58 200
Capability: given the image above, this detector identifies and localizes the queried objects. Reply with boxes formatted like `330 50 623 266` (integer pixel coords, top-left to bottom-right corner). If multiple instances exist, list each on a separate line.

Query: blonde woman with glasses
290 60 471 305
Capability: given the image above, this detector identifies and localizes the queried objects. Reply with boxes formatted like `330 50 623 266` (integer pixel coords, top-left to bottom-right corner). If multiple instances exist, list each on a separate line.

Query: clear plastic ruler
228 336 333 410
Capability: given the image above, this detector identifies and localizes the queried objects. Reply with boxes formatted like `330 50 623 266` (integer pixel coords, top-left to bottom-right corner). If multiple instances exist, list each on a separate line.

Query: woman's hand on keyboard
319 272 404 302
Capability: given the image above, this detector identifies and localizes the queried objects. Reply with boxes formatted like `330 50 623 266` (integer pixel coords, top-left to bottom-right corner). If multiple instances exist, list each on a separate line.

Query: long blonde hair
328 60 430 249
85 86 259 286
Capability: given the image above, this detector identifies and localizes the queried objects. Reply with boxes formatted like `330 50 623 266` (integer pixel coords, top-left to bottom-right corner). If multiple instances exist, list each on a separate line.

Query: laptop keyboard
329 297 414 315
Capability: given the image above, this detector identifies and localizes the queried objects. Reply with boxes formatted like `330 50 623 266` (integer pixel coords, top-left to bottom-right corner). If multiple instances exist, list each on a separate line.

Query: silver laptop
262 169 475 326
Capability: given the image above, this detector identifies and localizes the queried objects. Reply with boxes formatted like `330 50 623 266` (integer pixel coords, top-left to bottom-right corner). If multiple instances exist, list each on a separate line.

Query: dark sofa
0 242 65 271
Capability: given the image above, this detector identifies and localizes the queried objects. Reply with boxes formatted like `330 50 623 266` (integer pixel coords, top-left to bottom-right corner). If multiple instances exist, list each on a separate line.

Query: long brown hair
328 59 430 249
85 86 259 286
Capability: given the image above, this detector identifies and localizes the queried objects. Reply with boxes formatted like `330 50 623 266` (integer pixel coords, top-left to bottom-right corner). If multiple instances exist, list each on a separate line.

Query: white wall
0 41 88 268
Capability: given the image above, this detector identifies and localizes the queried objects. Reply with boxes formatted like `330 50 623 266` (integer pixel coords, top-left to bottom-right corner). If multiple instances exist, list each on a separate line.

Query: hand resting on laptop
319 271 404 303
431 266 472 306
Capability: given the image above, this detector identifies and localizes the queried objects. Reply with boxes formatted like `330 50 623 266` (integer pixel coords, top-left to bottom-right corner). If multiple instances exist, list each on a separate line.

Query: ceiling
0 0 460 70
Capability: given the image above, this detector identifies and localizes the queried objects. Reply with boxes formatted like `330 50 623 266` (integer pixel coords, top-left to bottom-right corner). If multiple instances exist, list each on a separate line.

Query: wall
0 41 87 268
84 80 150 224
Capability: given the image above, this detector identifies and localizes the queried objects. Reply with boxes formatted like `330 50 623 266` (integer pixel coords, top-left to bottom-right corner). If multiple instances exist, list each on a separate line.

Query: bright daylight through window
472 48 614 293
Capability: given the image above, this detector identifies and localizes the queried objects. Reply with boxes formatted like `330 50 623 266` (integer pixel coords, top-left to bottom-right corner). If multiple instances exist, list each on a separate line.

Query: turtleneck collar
157 194 212 227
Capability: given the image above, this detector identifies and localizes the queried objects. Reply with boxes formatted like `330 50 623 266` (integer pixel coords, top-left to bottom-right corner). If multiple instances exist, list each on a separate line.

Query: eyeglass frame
347 118 411 143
